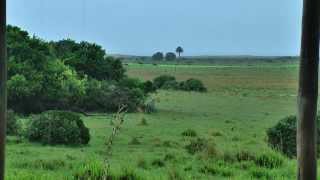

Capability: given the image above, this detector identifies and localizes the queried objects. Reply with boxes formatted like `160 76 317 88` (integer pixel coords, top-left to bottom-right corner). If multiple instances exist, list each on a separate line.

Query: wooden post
297 0 320 179
0 0 6 179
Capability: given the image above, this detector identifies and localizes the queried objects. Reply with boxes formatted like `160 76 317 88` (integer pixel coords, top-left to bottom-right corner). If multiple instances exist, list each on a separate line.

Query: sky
7 0 303 56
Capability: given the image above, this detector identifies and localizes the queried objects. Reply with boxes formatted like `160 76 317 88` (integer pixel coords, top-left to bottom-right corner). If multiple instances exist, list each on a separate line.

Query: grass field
6 62 311 179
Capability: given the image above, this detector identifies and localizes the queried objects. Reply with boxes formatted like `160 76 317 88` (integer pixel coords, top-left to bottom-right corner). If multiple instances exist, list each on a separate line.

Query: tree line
152 46 184 61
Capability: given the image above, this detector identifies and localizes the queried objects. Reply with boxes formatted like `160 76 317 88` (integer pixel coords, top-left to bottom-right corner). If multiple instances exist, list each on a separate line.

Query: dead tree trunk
0 0 6 179
297 0 320 179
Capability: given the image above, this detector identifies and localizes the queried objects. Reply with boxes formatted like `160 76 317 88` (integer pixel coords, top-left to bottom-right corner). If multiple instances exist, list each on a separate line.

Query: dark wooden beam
297 0 320 179
0 0 6 179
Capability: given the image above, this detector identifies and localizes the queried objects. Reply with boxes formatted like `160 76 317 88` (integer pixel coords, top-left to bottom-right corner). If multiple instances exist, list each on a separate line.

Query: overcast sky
7 0 302 56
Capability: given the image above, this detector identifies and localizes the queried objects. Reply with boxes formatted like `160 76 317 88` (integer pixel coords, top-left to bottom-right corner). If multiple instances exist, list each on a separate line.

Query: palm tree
175 46 184 58
0 0 6 179
297 0 320 179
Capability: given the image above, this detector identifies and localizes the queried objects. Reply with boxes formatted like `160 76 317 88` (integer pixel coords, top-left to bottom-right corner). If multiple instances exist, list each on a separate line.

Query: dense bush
153 75 207 92
7 110 20 135
152 52 164 61
153 75 176 89
26 111 90 145
79 79 146 112
165 52 177 61
267 115 320 157
7 25 152 114
52 39 126 81
179 78 207 92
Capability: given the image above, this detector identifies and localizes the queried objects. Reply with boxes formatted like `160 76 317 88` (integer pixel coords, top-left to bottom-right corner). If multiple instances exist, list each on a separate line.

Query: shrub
80 79 146 112
142 81 156 94
26 111 90 145
181 129 197 137
179 78 207 92
153 75 176 89
7 110 20 135
162 80 179 90
267 115 320 157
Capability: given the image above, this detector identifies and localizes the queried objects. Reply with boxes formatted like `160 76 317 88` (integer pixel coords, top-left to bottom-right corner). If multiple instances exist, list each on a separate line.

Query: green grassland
6 61 311 179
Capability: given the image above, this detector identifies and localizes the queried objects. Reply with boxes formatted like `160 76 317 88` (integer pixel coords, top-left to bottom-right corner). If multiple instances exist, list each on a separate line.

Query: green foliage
152 52 164 61
267 115 320 157
26 111 90 145
179 78 207 92
53 40 126 81
153 75 176 89
153 75 207 92
162 80 179 90
6 25 150 114
142 81 156 94
165 52 177 61
7 110 20 135
254 152 284 169
79 79 146 112
73 161 108 180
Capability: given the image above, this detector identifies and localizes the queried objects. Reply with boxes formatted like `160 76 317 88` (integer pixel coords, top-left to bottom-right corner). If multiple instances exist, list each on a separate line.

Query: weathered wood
297 0 320 179
0 0 6 179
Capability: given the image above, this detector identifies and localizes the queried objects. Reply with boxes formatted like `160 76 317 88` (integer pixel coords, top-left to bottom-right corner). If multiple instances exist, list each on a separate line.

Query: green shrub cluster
153 75 207 92
26 111 90 145
266 115 320 157
7 110 20 135
7 25 154 114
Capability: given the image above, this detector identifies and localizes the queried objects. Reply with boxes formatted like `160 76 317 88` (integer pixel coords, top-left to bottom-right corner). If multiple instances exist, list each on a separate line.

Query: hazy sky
8 0 302 56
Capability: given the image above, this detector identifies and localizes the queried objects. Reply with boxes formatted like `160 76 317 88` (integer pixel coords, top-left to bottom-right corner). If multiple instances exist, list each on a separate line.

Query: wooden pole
0 0 6 179
297 0 320 179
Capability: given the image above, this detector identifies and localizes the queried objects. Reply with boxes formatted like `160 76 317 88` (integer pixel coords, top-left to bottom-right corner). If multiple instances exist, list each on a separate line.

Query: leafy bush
79 79 146 112
7 110 20 135
7 25 150 114
179 78 207 92
153 75 207 92
153 75 176 89
267 115 320 157
26 111 90 145
142 80 156 94
152 52 164 61
162 80 179 90
165 52 177 61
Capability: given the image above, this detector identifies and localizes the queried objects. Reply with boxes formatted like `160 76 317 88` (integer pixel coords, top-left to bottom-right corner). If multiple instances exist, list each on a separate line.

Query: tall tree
165 52 176 61
297 0 320 179
152 52 164 61
175 46 184 58
0 0 6 179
